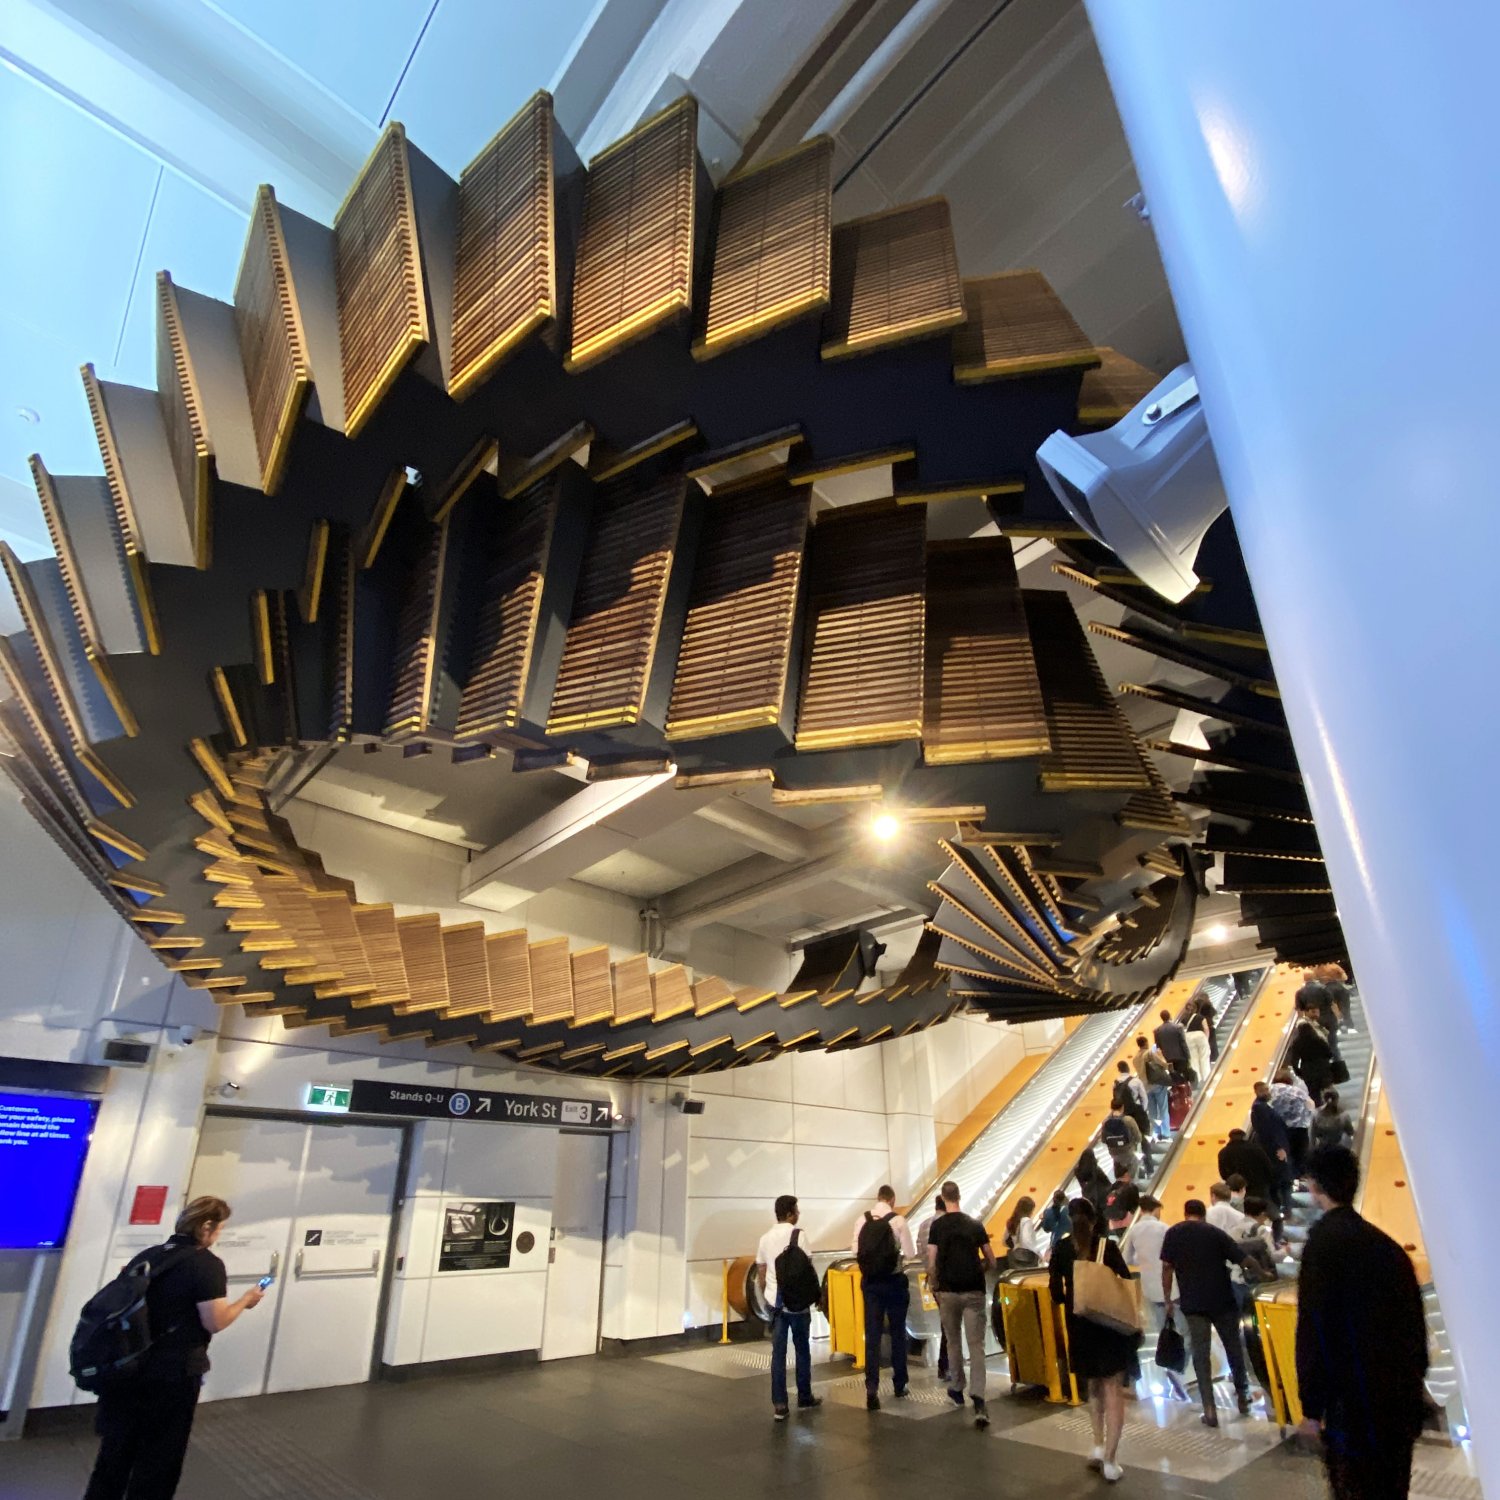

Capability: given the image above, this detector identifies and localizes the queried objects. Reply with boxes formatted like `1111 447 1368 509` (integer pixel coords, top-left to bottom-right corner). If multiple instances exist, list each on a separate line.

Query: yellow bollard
720 1259 733 1344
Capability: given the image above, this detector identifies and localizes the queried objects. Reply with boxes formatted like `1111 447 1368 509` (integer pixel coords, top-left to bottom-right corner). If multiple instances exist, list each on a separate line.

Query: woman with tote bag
1048 1199 1142 1483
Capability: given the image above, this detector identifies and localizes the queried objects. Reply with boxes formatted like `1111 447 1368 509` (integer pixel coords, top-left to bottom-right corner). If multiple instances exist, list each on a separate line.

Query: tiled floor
5 1339 1480 1500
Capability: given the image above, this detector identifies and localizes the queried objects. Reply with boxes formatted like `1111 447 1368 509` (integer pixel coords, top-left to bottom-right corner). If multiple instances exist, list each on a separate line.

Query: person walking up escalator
852 1185 916 1410
926 1181 995 1428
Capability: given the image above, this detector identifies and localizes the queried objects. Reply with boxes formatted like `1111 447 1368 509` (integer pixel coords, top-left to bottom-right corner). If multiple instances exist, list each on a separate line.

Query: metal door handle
294 1249 380 1277
226 1251 280 1284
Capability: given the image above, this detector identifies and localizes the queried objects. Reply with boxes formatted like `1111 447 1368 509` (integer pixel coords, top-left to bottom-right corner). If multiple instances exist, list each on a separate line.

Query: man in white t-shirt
850 1185 917 1408
1206 1181 1252 1237
755 1194 820 1420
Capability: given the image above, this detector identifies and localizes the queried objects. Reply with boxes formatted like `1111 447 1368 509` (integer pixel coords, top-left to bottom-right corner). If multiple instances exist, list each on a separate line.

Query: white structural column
1085 2 1500 1472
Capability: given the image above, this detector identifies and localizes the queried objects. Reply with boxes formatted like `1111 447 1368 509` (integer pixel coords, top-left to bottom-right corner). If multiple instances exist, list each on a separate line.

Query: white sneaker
1087 1445 1105 1471
1102 1462 1124 1483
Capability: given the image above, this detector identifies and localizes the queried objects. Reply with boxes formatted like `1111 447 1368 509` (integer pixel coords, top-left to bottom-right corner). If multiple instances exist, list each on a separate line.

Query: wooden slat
666 478 807 739
155 272 214 568
570 945 613 1025
568 97 698 369
528 936 573 1024
455 481 554 739
450 91 557 398
384 517 449 736
335 124 430 438
350 903 411 1007
610 954 653 1024
695 138 832 357
795 507 925 750
822 198 963 360
440 922 492 1016
1077 347 1159 424
546 473 685 735
923 539 1049 763
234 185 312 492
951 270 1098 384
1025 590 1152 792
651 963 693 1021
396 912 449 1011
486 929 533 1021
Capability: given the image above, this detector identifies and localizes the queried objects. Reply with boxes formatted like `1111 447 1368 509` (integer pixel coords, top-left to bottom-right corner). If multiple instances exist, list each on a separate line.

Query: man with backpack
78 1195 262 1500
850 1184 916 1409
1112 1060 1156 1173
1100 1099 1145 1179
756 1194 823 1421
925 1180 995 1428
1134 1035 1173 1140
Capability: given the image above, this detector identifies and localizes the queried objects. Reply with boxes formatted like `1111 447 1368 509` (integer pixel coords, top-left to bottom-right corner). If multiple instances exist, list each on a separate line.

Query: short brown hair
176 1195 231 1241
941 1180 961 1204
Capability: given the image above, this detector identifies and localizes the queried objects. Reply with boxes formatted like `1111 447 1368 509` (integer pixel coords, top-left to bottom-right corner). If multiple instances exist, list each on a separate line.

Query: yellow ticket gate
996 1269 1080 1405
825 1262 941 1370
1254 1282 1303 1430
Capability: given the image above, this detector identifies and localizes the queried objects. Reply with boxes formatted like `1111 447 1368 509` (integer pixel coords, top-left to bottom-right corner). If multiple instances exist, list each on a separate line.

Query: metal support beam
692 799 815 861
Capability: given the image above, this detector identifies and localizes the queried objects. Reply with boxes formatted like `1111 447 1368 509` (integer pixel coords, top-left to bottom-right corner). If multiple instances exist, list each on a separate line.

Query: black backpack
856 1212 900 1279
773 1227 822 1314
1100 1115 1130 1150
70 1243 196 1392
1110 1078 1132 1111
1144 1053 1171 1087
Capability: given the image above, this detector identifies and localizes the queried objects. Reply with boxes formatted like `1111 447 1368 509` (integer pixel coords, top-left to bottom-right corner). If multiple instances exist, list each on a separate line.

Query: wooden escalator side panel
923 539 1049 764
795 506 925 751
155 272 215 569
950 270 1098 384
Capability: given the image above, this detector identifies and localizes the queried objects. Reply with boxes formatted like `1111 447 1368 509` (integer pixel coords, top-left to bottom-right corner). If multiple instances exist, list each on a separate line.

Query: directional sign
345 1080 612 1129
306 1084 352 1113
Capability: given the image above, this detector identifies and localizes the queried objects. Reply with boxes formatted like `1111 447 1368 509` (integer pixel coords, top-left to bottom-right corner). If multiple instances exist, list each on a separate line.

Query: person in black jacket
1296 1146 1429 1500
1250 1082 1294 1212
84 1196 264 1500
1154 1008 1195 1085
1288 1000 1337 1098
1218 1129 1275 1201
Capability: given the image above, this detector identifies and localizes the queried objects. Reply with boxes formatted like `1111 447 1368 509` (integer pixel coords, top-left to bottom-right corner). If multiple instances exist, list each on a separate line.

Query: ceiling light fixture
1206 923 1229 943
871 812 900 842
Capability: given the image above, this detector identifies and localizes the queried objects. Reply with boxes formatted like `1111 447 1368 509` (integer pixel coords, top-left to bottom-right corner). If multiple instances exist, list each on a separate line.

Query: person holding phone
84 1195 264 1500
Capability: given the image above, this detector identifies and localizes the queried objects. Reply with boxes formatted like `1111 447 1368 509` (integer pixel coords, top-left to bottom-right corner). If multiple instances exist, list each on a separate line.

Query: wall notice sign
439 1201 515 1272
347 1079 611 1129
129 1185 168 1226
307 1084 352 1113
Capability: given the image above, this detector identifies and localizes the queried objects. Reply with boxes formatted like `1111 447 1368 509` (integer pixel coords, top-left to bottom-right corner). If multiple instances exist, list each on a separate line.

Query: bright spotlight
1206 923 1229 943
871 812 900 842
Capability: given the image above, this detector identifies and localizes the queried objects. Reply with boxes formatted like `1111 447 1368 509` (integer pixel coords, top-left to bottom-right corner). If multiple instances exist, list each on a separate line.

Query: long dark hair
1006 1195 1036 1245
1068 1196 1099 1257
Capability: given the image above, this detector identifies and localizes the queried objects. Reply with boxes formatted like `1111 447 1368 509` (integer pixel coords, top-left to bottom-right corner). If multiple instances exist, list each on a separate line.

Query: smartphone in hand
257 1275 276 1290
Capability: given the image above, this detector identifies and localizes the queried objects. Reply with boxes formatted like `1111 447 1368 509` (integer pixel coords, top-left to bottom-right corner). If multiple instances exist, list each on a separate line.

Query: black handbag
1330 1056 1351 1085
1155 1313 1187 1373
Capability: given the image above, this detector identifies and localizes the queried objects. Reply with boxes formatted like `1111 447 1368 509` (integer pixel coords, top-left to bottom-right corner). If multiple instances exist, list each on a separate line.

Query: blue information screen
0 1091 98 1249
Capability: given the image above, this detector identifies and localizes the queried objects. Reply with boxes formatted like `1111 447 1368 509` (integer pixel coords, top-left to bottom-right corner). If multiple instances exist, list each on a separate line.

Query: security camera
218 1080 242 1097
177 1025 198 1046
670 1092 706 1115
1036 364 1226 602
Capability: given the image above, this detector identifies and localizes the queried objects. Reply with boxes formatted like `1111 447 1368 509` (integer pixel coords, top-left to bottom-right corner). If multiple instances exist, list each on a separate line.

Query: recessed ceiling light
871 812 900 842
16 406 40 425
1206 923 1229 943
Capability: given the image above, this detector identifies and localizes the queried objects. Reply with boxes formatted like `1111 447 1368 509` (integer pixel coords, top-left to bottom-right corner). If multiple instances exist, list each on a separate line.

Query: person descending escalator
1049 1198 1140 1483
926 1181 995 1428
1112 1061 1155 1174
1004 1197 1042 1267
1271 1066 1316 1178
1296 1146 1428 1500
852 1185 916 1410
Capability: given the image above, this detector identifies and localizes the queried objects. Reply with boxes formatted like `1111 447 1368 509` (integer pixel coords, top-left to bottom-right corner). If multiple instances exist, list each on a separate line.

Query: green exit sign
307 1084 352 1113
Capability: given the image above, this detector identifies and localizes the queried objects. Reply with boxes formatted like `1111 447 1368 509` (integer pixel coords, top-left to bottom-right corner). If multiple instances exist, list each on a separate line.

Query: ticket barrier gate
995 1268 1081 1405
824 1259 946 1370
1253 1282 1303 1432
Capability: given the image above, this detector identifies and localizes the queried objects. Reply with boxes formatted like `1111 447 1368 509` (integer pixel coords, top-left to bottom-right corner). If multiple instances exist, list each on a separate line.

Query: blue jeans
1147 1084 1171 1138
770 1308 812 1408
862 1275 910 1393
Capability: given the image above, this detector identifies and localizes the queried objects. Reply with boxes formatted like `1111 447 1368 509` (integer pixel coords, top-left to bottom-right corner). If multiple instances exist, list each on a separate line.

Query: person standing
83 1196 264 1500
1218 1128 1276 1204
1315 964 1352 1035
1161 1200 1269 1426
1104 1166 1140 1238
1270 1066 1315 1177
1311 1089 1355 1152
1251 1081 1295 1214
1121 1195 1168 1332
926 1180 995 1428
915 1194 949 1380
1296 1147 1429 1500
1040 1189 1072 1256
1049 1198 1139 1482
1074 1148 1112 1220
1185 1002 1213 1091
1100 1100 1144 1180
1154 1008 1194 1085
1112 1061 1155 1173
851 1185 916 1409
1135 1036 1173 1140
1288 1000 1338 1100
755 1194 823 1420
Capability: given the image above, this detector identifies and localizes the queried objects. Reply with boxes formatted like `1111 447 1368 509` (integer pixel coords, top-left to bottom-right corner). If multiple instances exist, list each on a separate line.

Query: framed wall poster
438 1200 516 1271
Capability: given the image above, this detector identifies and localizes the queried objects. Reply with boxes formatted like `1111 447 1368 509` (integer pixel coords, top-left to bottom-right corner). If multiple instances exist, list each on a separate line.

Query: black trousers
84 1378 202 1500
1325 1439 1416 1500
862 1275 910 1393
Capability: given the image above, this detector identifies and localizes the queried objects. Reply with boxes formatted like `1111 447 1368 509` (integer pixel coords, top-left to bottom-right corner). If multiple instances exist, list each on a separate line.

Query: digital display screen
0 1091 99 1249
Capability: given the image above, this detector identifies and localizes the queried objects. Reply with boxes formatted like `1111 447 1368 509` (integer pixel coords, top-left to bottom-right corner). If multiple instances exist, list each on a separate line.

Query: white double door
187 1112 401 1401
